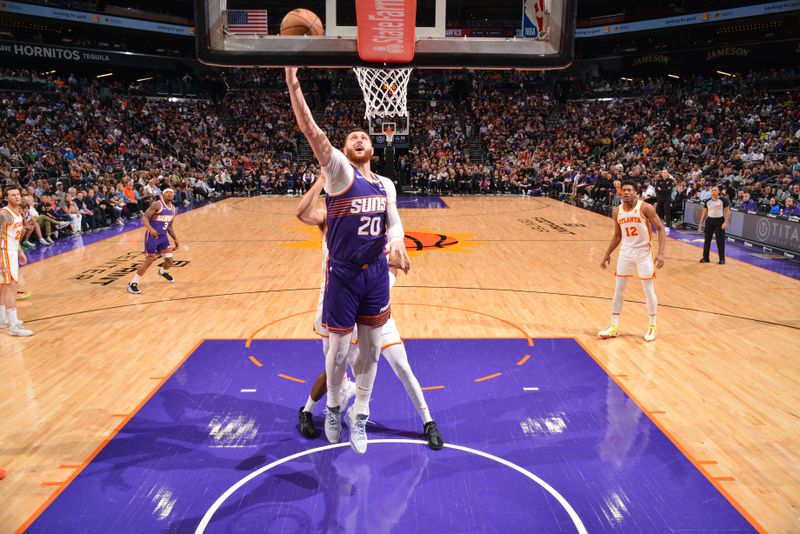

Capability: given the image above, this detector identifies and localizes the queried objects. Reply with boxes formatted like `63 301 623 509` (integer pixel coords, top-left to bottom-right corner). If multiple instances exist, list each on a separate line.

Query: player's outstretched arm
296 176 326 227
641 203 666 268
285 67 333 168
600 207 622 270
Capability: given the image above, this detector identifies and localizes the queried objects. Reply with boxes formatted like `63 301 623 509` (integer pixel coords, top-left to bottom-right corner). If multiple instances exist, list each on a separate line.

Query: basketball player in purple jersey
128 189 179 294
286 67 410 454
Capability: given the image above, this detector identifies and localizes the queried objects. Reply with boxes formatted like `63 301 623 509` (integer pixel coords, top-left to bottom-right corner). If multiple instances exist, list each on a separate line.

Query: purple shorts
144 233 171 256
322 257 390 335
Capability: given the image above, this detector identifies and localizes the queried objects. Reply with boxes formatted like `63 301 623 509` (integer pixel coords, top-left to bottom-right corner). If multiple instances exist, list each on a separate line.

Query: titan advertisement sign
683 201 800 254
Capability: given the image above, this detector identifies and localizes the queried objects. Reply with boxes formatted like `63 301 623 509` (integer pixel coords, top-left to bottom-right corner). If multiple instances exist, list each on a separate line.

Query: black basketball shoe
159 269 175 283
299 407 317 438
424 421 444 450
127 282 141 294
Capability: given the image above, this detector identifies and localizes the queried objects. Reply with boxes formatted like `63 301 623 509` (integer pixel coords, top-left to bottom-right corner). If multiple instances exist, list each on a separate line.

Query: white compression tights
611 277 628 317
351 324 382 417
344 341 432 424
611 277 657 323
383 344 432 424
641 279 657 322
325 331 352 408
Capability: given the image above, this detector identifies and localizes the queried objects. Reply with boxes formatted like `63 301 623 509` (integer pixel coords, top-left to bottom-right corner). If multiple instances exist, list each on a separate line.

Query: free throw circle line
195 438 587 534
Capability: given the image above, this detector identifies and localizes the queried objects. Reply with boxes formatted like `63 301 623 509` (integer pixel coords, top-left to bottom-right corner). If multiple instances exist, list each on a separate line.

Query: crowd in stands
2 66 800 250
0 69 217 99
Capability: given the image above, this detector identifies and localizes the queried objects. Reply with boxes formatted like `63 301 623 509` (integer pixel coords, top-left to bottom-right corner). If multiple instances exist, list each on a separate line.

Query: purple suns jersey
150 201 175 235
325 166 389 265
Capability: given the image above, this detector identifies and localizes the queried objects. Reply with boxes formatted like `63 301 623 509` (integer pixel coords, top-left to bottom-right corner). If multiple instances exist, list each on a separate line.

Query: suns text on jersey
350 196 387 214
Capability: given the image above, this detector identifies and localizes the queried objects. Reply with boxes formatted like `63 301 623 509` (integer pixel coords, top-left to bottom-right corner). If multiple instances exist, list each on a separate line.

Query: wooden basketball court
1 196 798 532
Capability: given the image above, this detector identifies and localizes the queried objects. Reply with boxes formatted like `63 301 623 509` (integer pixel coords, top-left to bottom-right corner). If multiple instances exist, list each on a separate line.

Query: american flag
226 9 269 36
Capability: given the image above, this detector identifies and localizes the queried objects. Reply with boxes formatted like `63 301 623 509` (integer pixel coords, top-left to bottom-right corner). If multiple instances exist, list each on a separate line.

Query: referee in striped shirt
698 186 731 265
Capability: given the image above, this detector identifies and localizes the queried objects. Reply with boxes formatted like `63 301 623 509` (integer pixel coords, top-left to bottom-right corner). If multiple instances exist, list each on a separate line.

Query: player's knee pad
368 345 380 362
163 253 173 259
332 346 350 365
346 344 359 366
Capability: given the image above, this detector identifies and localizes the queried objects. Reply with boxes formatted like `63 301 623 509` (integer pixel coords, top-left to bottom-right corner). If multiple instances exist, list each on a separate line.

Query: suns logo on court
403 231 458 251
402 230 483 255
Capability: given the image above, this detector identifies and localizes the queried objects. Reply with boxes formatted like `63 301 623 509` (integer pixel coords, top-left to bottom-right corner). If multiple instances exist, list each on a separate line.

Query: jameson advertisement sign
626 39 800 69
0 40 189 68
705 47 751 61
632 54 670 67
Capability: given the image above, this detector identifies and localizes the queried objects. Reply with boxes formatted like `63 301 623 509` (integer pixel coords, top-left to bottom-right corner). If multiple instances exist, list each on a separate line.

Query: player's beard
346 146 374 165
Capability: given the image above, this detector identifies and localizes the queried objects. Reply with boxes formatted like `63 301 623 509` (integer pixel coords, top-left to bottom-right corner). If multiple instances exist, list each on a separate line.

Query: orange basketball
280 9 323 36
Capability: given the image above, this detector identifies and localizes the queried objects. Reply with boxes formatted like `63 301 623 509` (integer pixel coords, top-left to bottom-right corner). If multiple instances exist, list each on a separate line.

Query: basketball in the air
280 9 323 36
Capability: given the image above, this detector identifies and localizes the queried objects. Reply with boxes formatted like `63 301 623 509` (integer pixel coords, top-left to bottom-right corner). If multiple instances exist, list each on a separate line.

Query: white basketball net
353 67 412 135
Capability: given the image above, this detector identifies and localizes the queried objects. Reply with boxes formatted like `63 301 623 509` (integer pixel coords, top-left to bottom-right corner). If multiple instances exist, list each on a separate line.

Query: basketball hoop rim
354 67 412 136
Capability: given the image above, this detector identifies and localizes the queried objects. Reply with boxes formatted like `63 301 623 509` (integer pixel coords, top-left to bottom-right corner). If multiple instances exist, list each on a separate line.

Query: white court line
194 439 587 534
240 389 256 393
523 387 540 391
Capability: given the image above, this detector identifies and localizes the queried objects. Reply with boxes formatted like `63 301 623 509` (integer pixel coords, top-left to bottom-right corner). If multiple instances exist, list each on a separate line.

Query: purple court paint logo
25 338 758 533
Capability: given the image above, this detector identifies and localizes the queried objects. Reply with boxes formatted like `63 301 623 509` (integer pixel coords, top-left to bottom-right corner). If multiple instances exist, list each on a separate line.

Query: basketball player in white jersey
0 185 33 336
598 179 666 341
295 177 444 450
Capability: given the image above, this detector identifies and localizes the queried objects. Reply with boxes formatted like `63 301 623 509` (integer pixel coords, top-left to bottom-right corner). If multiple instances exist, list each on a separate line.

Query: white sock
0 304 6 322
325 333 352 409
303 396 317 413
352 327 382 417
384 344 432 424
641 280 658 324
8 308 18 325
611 277 628 326
352 362 378 417
131 274 141 284
340 375 351 394
159 267 167 275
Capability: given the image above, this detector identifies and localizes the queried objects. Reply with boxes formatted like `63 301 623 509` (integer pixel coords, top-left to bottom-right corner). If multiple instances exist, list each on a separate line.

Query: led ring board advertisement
683 200 800 254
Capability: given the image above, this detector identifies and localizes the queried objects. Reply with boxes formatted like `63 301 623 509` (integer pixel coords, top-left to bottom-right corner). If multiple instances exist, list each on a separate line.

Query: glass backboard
195 0 576 69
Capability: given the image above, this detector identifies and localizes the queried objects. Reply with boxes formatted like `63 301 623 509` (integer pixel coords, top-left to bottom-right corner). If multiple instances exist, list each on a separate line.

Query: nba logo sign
522 0 545 38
